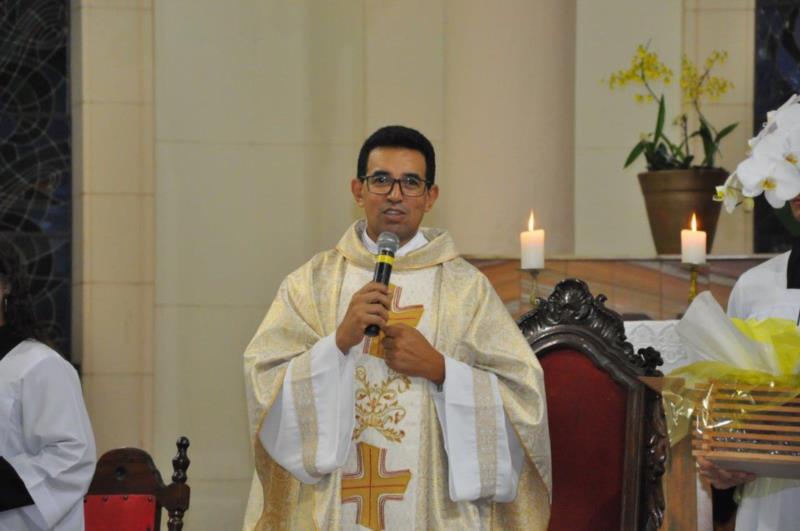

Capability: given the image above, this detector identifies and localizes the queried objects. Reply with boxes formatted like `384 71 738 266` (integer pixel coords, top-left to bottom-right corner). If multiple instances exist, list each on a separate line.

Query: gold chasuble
243 221 551 530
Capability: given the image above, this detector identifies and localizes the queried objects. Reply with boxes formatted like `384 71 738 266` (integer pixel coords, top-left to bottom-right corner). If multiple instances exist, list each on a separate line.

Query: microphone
365 231 400 337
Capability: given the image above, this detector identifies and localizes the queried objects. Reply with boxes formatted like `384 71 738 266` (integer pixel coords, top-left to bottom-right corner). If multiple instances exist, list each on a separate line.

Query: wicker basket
691 383 800 479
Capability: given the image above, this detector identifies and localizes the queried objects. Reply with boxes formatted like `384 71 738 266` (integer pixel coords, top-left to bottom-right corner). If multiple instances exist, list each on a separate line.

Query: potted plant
608 45 737 254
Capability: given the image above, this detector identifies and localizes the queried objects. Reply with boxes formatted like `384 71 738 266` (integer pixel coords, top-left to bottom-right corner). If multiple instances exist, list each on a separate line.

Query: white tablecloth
624 320 713 531
624 320 689 374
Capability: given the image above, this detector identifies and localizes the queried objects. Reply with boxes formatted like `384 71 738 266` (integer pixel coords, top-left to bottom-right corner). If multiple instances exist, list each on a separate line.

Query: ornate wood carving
518 278 667 530
519 279 663 377
644 384 668 530
166 437 191 531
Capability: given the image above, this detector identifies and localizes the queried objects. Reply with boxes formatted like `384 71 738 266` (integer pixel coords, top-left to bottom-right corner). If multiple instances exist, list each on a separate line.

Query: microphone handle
365 252 394 337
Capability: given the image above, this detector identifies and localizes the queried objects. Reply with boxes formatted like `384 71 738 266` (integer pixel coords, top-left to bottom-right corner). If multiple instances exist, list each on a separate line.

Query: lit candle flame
690 213 698 232
528 210 535 231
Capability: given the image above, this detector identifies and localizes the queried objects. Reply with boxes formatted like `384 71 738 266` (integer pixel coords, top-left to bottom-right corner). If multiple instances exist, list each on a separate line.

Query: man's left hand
382 324 445 385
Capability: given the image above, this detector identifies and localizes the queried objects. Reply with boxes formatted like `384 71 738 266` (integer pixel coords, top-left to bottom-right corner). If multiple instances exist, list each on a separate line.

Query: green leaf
654 96 666 142
698 118 715 167
715 122 738 143
624 141 647 168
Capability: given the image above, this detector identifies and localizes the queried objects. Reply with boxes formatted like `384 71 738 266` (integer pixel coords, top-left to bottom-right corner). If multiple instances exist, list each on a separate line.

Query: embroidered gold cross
341 442 412 531
363 284 424 359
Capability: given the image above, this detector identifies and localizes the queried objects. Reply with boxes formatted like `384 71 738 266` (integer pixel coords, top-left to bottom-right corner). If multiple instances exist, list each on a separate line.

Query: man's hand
696 456 756 489
335 282 391 353
382 324 445 385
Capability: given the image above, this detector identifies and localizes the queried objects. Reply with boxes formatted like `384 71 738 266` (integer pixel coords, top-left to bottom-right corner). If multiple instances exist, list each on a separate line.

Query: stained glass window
0 1 71 358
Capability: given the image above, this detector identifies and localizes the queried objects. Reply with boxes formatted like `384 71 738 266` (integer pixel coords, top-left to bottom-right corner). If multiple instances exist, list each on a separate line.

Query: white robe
727 252 800 531
260 231 523 528
0 340 96 531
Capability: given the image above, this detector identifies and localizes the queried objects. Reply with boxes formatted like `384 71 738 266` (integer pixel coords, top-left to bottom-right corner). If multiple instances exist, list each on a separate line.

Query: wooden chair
84 437 191 531
518 279 668 531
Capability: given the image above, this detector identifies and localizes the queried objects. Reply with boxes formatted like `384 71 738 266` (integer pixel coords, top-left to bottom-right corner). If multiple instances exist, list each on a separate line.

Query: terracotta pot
638 168 728 255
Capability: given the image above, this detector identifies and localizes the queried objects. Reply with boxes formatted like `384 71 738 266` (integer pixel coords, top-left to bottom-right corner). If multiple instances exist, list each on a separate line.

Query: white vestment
727 252 800 531
0 341 96 531
260 231 524 529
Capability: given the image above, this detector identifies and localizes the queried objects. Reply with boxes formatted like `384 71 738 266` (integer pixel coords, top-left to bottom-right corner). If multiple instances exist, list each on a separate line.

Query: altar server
0 242 96 530
698 195 800 531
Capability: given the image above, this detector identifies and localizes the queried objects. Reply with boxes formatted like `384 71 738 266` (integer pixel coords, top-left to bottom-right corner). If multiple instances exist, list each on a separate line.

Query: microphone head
376 232 400 254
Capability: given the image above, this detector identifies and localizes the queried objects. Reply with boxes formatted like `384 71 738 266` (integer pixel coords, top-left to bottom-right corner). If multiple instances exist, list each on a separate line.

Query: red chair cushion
541 348 627 531
84 494 158 531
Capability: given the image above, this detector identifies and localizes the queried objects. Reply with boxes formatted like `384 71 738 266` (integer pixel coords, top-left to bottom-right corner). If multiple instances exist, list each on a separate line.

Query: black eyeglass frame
357 173 433 197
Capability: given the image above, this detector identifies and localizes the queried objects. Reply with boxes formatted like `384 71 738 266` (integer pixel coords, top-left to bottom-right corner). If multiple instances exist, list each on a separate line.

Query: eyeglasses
358 173 430 197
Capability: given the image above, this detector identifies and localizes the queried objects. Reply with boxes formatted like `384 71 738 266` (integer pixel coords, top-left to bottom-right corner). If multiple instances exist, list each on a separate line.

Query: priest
242 125 551 530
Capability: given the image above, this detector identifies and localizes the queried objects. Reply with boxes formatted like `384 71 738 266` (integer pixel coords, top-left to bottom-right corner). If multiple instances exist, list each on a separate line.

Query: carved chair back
84 437 191 531
517 279 666 531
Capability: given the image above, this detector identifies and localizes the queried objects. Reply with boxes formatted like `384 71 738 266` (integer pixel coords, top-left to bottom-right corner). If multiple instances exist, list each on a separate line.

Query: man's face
352 147 439 246
790 194 800 222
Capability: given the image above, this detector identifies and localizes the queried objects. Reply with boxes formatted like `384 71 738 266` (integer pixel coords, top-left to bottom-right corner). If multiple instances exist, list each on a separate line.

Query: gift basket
663 292 800 480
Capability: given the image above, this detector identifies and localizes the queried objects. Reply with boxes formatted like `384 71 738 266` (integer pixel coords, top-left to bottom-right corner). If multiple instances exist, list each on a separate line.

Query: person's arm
381 323 523 501
4 355 96 527
259 281 390 483
259 334 357 483
0 457 34 510
431 357 524 502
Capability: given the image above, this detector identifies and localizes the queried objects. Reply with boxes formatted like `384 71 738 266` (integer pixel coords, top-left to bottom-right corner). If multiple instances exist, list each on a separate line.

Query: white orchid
722 94 800 211
713 173 755 213
736 153 800 208
749 94 800 151
714 174 742 213
756 124 800 166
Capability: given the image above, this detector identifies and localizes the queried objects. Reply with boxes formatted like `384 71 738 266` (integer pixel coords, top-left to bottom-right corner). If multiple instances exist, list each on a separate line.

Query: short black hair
357 125 436 185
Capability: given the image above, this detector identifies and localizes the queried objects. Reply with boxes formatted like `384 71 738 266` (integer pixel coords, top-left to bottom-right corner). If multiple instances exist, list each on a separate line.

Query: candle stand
685 263 705 304
527 269 541 309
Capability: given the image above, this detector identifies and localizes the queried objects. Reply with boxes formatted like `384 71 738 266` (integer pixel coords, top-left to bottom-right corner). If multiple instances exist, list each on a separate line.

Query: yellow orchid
607 45 737 171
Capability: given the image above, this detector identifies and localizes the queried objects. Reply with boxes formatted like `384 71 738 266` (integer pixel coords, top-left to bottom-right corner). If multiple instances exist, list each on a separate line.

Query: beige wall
574 0 754 256
441 0 576 256
684 0 755 254
153 2 365 528
574 0 683 256
363 0 576 256
71 0 155 453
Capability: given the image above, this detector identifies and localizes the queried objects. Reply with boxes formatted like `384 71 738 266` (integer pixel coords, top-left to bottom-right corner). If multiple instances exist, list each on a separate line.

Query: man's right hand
696 456 756 489
335 282 391 353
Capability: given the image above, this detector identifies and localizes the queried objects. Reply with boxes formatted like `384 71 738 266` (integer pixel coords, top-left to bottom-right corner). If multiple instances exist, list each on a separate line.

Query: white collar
361 229 428 257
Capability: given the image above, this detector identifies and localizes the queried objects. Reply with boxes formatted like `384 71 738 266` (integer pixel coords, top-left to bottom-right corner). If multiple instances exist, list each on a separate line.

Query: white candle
681 213 707 264
520 210 545 269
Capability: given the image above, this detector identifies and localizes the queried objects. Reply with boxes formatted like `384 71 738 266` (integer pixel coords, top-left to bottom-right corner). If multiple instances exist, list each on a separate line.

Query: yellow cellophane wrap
241 221 552 530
